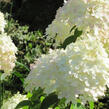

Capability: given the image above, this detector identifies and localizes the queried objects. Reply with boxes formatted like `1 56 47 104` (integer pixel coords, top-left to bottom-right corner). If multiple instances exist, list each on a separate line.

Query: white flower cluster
25 34 109 103
0 11 17 78
0 33 17 74
0 12 6 33
25 0 109 104
45 0 109 45
1 92 28 109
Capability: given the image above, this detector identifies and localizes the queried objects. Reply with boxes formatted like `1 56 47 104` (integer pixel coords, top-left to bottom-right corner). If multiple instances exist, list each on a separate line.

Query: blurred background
1 0 64 31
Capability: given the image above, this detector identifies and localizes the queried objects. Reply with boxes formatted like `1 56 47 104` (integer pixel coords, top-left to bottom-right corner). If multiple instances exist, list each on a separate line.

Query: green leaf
55 107 60 109
13 72 24 83
40 93 58 109
13 72 23 78
15 100 32 109
40 96 45 103
31 103 41 109
89 101 94 109
61 28 82 49
70 103 85 109
22 106 29 109
31 88 43 102
16 61 30 72
27 92 32 99
28 43 33 49
69 25 76 33
20 78 24 83
70 104 74 109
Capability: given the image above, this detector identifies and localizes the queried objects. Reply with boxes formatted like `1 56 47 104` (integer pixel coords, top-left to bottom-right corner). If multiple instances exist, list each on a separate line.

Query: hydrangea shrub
24 0 109 104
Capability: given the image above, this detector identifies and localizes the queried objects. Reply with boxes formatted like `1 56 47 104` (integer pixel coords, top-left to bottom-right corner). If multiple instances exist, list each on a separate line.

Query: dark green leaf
61 28 82 49
16 61 30 72
69 25 76 33
31 88 43 102
15 100 32 109
40 93 59 109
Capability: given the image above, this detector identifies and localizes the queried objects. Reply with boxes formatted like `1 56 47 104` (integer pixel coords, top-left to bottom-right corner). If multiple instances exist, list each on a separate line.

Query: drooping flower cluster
0 33 17 75
0 12 6 33
25 34 109 103
45 0 109 45
1 92 28 109
0 11 17 78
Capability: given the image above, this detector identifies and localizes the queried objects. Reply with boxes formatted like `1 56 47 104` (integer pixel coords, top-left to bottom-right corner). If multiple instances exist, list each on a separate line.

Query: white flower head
25 34 109 104
0 12 6 33
0 33 17 76
45 0 109 45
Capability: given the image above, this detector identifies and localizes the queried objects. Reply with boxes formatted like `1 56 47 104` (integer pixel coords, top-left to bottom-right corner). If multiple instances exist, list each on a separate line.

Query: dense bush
2 13 54 93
